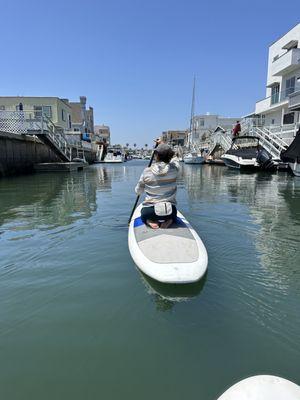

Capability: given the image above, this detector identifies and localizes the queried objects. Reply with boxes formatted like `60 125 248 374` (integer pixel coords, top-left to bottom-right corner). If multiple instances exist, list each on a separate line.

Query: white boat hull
289 162 300 176
217 375 300 400
102 159 123 163
128 204 208 284
221 154 258 170
183 155 205 164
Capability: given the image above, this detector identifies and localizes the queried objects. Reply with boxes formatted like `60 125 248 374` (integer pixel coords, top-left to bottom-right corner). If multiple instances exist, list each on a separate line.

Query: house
253 23 300 127
161 130 187 146
189 114 240 144
69 96 94 138
94 125 110 144
0 96 72 131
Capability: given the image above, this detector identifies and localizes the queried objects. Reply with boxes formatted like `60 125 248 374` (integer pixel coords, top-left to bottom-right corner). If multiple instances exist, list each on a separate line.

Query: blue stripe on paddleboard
175 217 186 226
134 217 144 227
134 216 185 228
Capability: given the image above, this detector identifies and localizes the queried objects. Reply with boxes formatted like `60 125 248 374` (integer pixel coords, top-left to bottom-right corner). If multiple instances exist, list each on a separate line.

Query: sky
0 0 299 146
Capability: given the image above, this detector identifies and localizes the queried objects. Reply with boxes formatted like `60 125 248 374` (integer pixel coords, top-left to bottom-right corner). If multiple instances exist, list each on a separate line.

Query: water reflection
0 166 117 233
183 164 300 344
140 272 207 311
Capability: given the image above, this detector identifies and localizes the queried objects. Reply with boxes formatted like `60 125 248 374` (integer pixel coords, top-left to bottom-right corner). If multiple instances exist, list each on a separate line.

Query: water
0 162 299 400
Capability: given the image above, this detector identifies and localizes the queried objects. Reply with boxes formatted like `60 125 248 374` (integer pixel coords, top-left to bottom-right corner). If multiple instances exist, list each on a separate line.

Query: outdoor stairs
27 115 72 162
207 131 232 155
244 126 289 160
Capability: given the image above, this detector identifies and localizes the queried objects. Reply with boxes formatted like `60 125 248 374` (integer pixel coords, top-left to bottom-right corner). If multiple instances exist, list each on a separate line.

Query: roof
0 96 71 108
269 22 300 47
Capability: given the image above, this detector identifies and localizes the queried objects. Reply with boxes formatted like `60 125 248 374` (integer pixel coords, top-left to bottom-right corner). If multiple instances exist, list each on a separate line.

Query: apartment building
253 23 300 127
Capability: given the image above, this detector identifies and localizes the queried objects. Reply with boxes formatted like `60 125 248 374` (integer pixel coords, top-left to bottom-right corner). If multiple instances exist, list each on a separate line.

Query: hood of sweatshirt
150 162 170 176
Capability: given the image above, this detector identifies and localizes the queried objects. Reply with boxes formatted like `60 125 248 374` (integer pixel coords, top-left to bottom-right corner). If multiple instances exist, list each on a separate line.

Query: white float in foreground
217 375 300 400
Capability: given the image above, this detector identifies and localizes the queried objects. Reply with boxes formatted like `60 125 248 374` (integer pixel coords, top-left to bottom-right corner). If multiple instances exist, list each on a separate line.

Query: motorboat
102 147 124 163
183 152 205 164
221 136 275 171
280 129 300 177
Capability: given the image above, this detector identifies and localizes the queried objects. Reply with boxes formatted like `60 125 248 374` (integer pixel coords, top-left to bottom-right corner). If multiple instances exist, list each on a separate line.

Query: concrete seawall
0 131 95 177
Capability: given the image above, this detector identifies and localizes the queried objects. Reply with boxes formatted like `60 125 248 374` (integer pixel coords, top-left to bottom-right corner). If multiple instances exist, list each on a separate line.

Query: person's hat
155 143 174 158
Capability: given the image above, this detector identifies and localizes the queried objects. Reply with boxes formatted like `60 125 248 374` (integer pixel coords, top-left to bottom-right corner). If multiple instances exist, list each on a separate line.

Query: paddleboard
128 204 208 283
217 375 300 400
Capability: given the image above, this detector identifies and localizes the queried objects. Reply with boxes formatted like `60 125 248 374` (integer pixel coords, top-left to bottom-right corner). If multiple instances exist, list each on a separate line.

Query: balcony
255 93 291 115
272 48 300 76
255 97 271 114
289 90 300 111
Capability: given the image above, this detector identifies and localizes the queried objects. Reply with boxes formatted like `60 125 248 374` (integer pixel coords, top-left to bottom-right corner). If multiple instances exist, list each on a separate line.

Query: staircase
245 125 289 160
207 131 232 155
28 114 72 162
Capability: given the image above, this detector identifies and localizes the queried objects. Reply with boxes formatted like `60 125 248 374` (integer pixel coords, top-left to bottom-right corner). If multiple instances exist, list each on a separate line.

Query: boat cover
281 130 300 163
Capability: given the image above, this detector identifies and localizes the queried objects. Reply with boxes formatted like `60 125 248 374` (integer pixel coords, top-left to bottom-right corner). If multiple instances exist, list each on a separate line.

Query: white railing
0 110 42 133
0 110 74 161
243 123 293 159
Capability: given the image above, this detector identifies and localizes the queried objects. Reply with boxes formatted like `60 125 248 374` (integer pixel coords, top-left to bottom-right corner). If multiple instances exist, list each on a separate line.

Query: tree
126 143 129 148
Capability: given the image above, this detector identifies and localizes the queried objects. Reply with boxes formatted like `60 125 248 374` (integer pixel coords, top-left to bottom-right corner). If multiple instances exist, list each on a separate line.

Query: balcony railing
272 48 300 76
255 87 296 113
289 90 300 110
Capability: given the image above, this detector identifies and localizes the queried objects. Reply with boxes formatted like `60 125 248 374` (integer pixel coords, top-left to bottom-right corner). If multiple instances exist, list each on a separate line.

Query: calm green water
0 162 299 400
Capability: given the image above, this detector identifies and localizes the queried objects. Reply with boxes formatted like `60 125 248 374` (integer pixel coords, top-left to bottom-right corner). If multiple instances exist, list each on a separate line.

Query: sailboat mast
188 76 196 149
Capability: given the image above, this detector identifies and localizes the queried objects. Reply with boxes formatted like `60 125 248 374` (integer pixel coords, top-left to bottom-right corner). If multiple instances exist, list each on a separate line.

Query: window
285 77 295 97
68 114 72 129
34 105 52 119
61 109 66 121
271 84 280 104
283 112 294 125
42 106 52 118
199 119 205 126
34 106 42 118
271 119 275 125
0 105 5 110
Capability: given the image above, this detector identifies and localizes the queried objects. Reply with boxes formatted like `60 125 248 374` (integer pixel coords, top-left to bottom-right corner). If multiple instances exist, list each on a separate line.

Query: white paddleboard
128 204 208 283
217 375 300 400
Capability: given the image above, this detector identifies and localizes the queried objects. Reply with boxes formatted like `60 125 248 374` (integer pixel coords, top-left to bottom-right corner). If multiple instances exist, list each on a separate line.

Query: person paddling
135 139 180 229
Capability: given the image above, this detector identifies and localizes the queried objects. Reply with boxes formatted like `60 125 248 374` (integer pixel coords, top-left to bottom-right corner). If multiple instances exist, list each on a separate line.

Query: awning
266 81 280 88
282 40 298 50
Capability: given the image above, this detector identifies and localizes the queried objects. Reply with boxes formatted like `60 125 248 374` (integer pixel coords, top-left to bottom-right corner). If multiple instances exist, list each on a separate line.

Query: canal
0 161 299 399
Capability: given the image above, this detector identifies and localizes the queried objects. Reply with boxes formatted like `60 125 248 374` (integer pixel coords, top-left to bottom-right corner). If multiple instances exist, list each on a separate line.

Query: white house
253 23 300 127
189 113 240 145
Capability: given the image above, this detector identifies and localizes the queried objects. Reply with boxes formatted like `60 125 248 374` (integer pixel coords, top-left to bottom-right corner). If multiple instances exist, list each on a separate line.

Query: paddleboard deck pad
128 204 208 283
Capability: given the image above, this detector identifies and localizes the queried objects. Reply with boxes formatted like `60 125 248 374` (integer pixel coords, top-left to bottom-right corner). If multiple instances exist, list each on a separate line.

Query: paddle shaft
128 143 158 225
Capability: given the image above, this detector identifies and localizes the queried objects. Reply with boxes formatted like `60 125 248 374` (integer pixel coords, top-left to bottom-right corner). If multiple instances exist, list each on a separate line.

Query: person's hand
154 137 163 145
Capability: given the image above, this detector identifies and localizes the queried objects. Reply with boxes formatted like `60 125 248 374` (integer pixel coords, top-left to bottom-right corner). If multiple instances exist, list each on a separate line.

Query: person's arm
170 155 181 171
135 172 145 195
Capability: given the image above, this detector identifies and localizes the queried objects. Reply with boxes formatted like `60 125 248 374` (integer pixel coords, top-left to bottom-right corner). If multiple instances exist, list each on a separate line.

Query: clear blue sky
0 0 299 146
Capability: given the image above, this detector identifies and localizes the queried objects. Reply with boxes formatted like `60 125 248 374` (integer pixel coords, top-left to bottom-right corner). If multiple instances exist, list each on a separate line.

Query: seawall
0 131 95 177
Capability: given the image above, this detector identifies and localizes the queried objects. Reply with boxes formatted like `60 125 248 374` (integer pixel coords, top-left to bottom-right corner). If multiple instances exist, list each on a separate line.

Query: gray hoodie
135 158 180 205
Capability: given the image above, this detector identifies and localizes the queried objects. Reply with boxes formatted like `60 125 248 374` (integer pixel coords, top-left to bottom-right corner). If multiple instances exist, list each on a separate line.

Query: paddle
128 141 159 225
